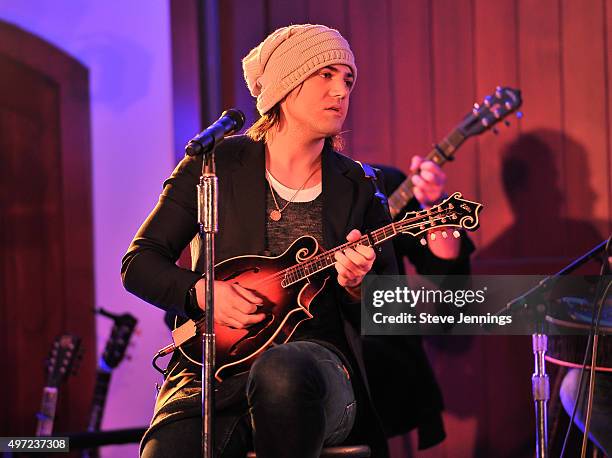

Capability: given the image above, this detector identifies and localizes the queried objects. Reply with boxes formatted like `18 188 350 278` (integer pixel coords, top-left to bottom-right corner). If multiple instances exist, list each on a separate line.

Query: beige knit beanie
242 24 357 115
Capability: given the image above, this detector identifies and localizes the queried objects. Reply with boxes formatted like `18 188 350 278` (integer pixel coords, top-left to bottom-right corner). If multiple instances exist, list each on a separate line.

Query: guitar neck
87 369 112 432
387 128 466 218
36 387 58 436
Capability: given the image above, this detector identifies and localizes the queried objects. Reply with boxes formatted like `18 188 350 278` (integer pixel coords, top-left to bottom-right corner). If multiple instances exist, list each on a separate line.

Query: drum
546 297 612 372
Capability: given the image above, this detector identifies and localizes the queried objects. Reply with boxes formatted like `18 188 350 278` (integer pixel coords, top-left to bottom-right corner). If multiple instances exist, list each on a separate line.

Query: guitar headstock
397 192 482 240
45 334 82 388
99 310 138 369
458 86 522 138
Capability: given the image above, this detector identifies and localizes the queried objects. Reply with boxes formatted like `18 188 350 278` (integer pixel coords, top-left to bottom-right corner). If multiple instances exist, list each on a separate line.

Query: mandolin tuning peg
516 111 523 119
441 231 448 239
420 238 427 246
453 230 461 238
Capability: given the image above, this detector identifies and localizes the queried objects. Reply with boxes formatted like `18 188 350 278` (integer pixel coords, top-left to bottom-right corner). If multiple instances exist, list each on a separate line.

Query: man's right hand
194 279 266 328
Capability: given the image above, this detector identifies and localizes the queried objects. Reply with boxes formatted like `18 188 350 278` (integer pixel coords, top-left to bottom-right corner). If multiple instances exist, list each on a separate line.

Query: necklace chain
266 167 319 221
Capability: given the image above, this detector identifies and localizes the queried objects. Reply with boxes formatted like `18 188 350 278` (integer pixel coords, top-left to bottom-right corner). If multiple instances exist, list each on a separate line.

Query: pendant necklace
266 167 319 222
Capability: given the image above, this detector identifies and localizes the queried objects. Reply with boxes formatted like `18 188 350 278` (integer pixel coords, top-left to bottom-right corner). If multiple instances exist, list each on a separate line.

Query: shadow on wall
407 130 606 458
475 129 605 275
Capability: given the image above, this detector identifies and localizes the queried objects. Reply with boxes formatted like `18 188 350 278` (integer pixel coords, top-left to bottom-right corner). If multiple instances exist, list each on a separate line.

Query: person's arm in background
373 161 475 275
408 155 461 260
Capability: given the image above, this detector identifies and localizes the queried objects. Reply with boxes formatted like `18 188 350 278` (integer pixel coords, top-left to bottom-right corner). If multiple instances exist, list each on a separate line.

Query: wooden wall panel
469 7 534 455
474 0 569 274
430 0 479 240
473 0 521 251
608 0 612 236
346 0 393 162
220 0 267 125
561 0 609 241
306 0 348 34
517 0 563 133
267 0 308 31
388 0 435 173
515 0 566 269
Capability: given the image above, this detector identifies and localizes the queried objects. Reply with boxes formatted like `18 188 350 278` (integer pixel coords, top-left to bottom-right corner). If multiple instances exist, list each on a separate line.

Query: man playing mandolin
123 24 462 458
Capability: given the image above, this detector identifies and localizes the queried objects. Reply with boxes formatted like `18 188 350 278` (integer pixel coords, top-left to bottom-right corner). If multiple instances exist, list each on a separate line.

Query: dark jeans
141 341 356 458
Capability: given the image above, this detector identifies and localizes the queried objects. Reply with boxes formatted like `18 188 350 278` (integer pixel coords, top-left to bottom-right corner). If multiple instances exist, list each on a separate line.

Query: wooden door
0 20 95 436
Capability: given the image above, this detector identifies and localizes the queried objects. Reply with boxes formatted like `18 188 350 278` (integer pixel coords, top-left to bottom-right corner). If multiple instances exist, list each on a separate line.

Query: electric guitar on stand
82 308 137 458
36 334 82 436
387 86 522 217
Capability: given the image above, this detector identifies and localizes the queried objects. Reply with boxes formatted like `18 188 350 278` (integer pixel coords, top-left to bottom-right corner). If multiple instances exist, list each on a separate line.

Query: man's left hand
334 229 376 299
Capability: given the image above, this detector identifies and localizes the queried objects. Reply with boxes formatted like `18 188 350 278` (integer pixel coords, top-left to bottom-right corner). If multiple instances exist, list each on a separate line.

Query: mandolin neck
280 205 458 288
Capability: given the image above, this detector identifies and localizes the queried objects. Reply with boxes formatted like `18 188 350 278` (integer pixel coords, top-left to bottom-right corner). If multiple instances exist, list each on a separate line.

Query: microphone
185 108 246 156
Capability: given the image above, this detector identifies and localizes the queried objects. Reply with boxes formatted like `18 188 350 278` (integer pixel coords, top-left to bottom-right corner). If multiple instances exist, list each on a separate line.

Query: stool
247 445 371 457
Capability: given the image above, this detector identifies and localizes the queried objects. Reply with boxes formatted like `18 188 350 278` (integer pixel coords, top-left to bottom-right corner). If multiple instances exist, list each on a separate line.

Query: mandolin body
187 235 328 381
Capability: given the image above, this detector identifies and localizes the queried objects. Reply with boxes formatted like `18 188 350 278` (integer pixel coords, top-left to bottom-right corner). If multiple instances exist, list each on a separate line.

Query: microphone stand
496 239 610 458
198 149 217 458
173 108 243 458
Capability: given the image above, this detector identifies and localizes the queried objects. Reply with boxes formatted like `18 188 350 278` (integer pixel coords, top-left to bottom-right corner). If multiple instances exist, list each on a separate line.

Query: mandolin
387 86 522 218
175 192 482 382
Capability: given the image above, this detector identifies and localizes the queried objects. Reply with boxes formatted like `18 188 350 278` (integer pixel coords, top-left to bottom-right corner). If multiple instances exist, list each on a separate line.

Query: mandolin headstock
396 192 483 242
